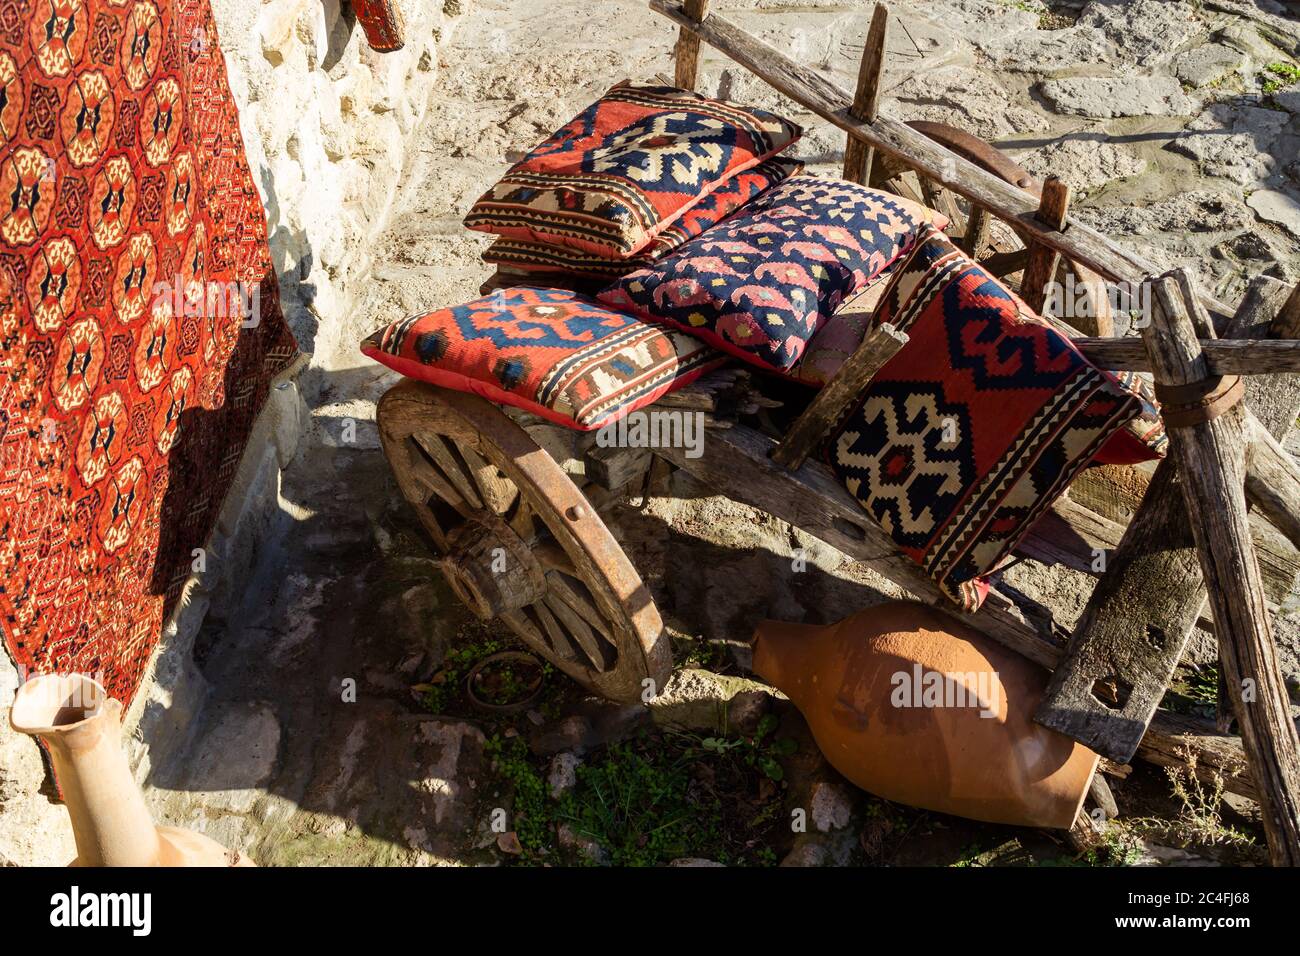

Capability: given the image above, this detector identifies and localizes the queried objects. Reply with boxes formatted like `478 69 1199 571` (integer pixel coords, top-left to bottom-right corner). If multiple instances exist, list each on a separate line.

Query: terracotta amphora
750 601 1098 829
9 673 254 867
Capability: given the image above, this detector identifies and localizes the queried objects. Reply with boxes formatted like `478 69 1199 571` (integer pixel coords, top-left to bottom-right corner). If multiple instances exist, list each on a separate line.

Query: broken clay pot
750 601 1098 829
9 673 254 867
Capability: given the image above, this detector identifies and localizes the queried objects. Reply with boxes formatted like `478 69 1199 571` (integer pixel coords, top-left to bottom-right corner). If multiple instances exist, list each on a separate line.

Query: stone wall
0 0 468 866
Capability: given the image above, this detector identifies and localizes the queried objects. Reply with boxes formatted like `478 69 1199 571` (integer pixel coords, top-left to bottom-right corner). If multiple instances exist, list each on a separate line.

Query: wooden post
842 3 888 186
961 206 991 258
1038 275 1300 762
1019 176 1069 315
1142 269 1300 866
673 0 710 90
772 323 907 471
1273 281 1300 338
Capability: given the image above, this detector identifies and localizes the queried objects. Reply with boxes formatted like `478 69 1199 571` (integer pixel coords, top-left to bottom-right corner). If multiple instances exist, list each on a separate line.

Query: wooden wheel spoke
405 441 466 509
507 493 538 542
534 539 577 574
414 433 483 511
378 381 669 703
547 571 615 644
459 441 516 514
532 601 579 662
543 594 613 672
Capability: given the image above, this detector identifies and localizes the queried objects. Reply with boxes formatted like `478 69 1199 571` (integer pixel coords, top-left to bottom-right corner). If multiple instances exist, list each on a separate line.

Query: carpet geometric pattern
0 0 298 706
465 84 800 259
824 227 1137 610
482 158 803 280
598 176 942 372
361 287 726 430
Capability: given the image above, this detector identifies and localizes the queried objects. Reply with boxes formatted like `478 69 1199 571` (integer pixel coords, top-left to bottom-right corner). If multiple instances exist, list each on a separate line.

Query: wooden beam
842 3 888 186
1035 458 1207 763
1019 176 1069 315
648 0 1235 322
1142 270 1300 867
1021 493 1300 632
1074 337 1300 374
673 0 710 89
771 323 907 471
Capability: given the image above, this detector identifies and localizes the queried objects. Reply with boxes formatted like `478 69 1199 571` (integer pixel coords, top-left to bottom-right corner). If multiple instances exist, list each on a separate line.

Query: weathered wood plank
584 444 653 492
842 2 888 186
1035 458 1207 763
672 0 710 89
648 0 1235 321
1019 177 1069 315
1142 270 1300 866
1245 420 1300 556
1273 281 1300 339
1142 710 1256 802
1073 337 1300 374
771 323 907 471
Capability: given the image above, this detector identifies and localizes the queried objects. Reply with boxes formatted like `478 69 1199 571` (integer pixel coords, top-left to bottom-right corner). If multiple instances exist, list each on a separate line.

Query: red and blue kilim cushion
360 288 727 430
464 85 801 259
483 158 805 280
823 227 1141 611
597 176 945 373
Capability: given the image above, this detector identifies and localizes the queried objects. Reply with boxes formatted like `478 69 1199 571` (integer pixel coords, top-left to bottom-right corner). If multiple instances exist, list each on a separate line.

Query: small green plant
484 733 553 861
696 713 798 782
1126 749 1257 855
1262 62 1300 94
558 741 726 866
1080 821 1145 867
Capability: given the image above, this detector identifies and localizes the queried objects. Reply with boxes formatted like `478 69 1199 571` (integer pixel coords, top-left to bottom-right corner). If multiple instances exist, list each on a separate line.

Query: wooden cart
377 2 1300 863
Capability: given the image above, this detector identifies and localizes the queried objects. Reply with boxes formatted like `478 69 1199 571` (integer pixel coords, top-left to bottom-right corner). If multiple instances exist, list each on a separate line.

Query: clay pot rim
9 673 111 736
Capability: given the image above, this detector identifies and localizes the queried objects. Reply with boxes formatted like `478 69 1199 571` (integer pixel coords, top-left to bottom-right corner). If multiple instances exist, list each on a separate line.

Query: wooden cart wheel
377 380 671 703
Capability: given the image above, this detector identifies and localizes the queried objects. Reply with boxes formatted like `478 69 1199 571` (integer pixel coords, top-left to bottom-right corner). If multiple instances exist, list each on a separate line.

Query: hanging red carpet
0 0 298 706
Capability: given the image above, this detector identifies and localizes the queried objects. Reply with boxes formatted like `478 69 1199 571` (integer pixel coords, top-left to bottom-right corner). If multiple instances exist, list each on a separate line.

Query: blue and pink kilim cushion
465 85 801 259
482 158 805 280
360 288 727 430
823 226 1140 611
597 176 945 373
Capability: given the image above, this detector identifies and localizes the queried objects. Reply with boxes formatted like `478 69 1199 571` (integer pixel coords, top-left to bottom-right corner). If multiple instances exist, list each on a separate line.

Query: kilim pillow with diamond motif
822 226 1140 611
596 176 946 373
464 85 801 259
360 288 727 430
482 158 805 281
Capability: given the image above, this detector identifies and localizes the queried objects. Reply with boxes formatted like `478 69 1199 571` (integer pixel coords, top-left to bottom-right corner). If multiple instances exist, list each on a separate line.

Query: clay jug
751 601 1098 829
9 673 254 866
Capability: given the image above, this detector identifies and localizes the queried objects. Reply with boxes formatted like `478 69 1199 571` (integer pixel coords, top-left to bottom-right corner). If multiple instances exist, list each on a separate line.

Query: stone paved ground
141 0 1300 865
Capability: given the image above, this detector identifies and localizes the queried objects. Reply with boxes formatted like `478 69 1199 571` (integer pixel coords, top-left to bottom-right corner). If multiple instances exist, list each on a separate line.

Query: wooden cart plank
1035 458 1207 763
1074 337 1300 374
672 0 710 89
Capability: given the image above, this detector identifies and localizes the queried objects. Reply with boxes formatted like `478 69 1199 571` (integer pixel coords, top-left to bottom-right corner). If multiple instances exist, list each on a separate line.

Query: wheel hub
439 513 547 620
